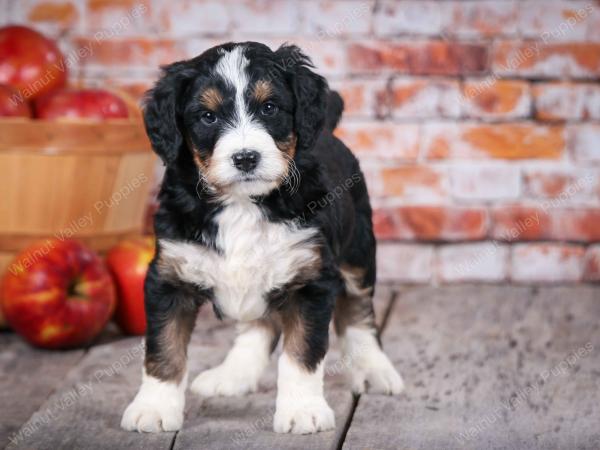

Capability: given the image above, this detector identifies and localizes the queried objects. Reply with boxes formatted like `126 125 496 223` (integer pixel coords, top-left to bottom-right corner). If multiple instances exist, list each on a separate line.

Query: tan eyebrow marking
253 80 273 103
199 87 223 110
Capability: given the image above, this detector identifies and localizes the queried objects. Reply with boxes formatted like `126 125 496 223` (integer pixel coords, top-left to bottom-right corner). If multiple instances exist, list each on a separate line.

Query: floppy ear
143 62 195 166
275 45 328 152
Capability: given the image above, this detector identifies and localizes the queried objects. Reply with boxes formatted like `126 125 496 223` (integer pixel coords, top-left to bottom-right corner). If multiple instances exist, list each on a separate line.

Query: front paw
273 396 335 434
191 364 259 397
351 354 405 395
121 397 183 433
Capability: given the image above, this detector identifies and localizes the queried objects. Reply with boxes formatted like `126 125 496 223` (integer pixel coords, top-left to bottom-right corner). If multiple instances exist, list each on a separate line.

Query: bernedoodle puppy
121 42 403 435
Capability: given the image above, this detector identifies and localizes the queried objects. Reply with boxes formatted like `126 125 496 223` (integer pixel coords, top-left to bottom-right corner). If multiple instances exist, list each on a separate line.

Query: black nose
232 150 261 172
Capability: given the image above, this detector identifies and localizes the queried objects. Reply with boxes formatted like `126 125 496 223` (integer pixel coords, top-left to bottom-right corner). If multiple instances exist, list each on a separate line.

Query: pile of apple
0 25 129 119
1 238 154 349
0 25 151 348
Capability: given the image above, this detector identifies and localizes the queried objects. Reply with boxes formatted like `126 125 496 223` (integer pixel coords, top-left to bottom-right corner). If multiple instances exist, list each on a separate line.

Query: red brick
301 1 374 37
448 1 518 38
533 82 600 121
523 169 597 200
376 243 433 283
551 209 600 242
86 0 150 33
380 166 447 202
569 124 600 163
511 244 585 283
265 38 347 76
437 242 509 283
491 206 552 241
158 0 230 37
493 41 600 78
450 165 520 201
334 122 418 161
230 0 298 34
373 1 448 36
390 78 461 119
329 78 389 118
583 245 600 281
73 37 168 67
422 123 565 160
518 1 592 41
348 41 489 75
25 0 80 29
373 206 488 241
461 79 531 119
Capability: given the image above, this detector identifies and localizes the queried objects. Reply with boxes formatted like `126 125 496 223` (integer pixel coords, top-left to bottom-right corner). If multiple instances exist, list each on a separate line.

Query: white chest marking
160 200 319 321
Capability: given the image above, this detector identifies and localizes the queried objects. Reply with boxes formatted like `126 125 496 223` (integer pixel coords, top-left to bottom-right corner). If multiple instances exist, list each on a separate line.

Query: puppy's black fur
143 42 377 379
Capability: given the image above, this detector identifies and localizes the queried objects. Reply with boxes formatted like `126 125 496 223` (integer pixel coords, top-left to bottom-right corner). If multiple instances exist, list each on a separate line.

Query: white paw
121 397 183 433
273 396 335 434
121 372 186 433
190 363 260 397
351 354 404 395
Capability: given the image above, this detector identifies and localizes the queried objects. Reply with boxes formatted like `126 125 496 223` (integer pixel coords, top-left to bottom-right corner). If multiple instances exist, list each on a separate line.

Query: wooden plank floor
2 285 599 450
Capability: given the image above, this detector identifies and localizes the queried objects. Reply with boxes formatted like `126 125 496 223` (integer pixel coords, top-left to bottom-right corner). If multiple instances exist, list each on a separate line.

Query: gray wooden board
343 285 600 450
0 333 85 448
3 287 395 450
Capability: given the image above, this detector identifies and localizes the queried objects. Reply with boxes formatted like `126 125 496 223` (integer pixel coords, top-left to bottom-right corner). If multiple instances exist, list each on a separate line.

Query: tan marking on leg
145 311 196 383
334 265 376 335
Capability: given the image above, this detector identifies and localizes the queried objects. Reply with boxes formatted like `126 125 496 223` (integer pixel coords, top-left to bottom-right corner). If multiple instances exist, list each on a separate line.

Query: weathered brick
491 206 552 241
533 82 600 120
523 168 598 200
518 1 593 41
583 245 600 281
373 206 488 241
376 243 433 283
301 0 374 37
448 1 518 38
264 38 347 76
158 0 230 37
422 123 565 160
373 0 448 36
511 244 585 283
390 78 461 119
230 0 298 34
329 78 389 118
73 36 166 68
437 242 509 283
22 0 81 32
569 124 600 162
86 0 151 34
461 79 531 119
493 41 600 78
450 165 520 201
380 166 447 202
348 41 489 75
334 122 419 161
551 209 600 242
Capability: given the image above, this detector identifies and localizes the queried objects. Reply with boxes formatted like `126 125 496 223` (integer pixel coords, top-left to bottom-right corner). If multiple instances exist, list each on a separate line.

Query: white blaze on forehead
214 45 250 124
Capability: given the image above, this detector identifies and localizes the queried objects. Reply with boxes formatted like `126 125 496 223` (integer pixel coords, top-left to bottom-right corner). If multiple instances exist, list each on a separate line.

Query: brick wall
3 0 599 284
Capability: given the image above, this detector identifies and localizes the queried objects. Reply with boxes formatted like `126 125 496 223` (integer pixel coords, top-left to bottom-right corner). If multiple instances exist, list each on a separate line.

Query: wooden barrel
0 118 156 274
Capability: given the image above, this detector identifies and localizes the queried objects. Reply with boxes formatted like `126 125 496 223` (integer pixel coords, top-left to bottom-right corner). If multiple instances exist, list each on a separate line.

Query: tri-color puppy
121 42 403 435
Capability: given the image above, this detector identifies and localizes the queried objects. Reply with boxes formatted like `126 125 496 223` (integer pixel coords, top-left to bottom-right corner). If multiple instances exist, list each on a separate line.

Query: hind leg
191 318 279 397
335 263 404 395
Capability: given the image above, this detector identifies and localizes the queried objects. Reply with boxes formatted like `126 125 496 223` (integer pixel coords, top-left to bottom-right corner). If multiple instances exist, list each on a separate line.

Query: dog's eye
260 102 278 116
201 111 217 125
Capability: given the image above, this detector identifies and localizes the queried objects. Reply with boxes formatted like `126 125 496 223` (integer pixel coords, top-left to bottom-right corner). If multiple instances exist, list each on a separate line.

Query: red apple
1 239 116 349
35 88 130 120
0 25 67 101
0 84 31 117
106 237 154 335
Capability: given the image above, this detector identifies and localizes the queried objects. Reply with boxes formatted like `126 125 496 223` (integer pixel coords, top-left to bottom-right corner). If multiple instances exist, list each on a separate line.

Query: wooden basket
0 118 156 274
